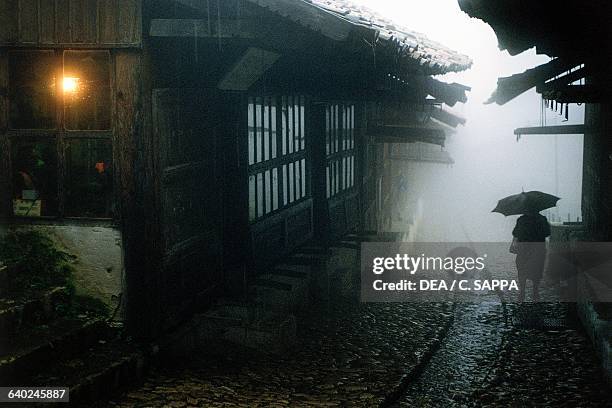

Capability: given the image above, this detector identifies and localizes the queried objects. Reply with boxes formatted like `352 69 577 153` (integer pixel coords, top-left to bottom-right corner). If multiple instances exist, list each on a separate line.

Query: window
12 138 58 217
6 50 113 219
65 139 113 218
63 51 112 130
326 103 355 198
248 96 308 222
9 51 57 129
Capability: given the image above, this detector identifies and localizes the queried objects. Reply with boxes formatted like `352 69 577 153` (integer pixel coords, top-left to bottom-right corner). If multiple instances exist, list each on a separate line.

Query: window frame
4 49 115 222
326 102 356 200
248 95 309 223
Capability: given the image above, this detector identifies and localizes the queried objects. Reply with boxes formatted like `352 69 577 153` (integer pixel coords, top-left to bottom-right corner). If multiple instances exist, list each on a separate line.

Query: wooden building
459 0 612 240
0 0 471 339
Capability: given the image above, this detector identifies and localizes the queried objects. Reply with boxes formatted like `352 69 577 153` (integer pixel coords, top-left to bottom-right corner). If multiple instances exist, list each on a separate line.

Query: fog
356 0 585 242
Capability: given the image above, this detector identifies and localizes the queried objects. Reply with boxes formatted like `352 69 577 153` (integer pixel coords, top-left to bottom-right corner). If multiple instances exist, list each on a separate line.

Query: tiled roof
308 0 472 73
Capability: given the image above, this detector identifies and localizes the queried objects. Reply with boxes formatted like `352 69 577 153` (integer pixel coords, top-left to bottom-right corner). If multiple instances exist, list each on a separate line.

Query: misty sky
355 0 585 242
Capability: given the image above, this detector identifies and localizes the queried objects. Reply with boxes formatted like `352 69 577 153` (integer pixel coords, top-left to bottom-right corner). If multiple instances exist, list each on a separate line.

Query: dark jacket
512 214 551 242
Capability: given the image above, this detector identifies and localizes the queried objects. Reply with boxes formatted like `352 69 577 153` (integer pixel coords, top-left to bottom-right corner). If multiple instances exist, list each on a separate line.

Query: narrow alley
104 250 611 407
1 1 612 407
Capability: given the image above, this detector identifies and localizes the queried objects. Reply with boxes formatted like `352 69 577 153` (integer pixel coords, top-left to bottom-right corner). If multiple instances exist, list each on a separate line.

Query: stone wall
9 224 124 317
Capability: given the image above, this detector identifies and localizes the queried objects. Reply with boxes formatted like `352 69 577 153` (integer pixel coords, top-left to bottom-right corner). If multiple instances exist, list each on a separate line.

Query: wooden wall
0 0 141 47
251 199 314 266
151 88 223 331
0 51 8 218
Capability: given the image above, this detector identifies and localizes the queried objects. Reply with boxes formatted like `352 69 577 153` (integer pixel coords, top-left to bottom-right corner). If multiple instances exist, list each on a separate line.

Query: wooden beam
218 47 280 91
425 78 470 107
536 66 589 93
431 107 466 128
149 19 263 39
542 85 606 104
514 125 588 136
487 58 579 105
390 156 454 165
372 125 446 146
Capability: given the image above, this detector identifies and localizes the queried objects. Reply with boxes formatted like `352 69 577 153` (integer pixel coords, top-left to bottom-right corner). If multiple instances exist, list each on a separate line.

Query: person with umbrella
493 191 559 302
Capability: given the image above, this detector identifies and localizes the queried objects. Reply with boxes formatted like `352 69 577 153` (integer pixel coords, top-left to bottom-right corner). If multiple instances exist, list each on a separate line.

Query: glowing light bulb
63 77 79 93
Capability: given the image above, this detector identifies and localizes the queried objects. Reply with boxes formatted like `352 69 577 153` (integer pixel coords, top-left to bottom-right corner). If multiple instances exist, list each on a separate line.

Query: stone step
0 317 111 385
0 286 70 338
250 277 308 313
165 303 297 356
27 326 146 403
292 240 359 301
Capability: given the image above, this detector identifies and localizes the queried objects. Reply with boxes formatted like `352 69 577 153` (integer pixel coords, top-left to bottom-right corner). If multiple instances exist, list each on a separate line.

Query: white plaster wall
12 224 123 317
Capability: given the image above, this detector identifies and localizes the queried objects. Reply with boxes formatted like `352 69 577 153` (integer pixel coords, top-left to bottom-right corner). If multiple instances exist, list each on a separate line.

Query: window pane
64 51 111 130
301 159 306 197
282 164 288 206
265 170 271 214
271 101 277 159
289 162 294 203
257 172 264 218
256 99 262 163
342 157 346 190
330 162 335 197
335 160 339 193
326 165 330 199
248 100 255 165
295 160 301 200
12 138 58 216
65 139 113 218
334 105 339 153
249 174 256 221
264 102 270 161
9 51 57 129
272 168 278 211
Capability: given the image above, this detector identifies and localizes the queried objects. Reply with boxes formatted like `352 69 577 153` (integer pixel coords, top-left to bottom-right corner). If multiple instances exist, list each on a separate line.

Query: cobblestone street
396 302 610 407
103 296 612 407
106 300 455 407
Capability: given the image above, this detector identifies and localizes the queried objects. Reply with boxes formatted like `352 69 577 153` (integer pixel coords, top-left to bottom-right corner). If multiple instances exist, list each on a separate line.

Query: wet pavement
102 299 612 408
106 301 456 407
395 302 509 407
395 301 610 407
103 253 612 407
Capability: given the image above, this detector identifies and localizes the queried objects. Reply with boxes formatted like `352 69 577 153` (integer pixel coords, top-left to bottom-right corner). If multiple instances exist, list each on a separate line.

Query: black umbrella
492 191 560 216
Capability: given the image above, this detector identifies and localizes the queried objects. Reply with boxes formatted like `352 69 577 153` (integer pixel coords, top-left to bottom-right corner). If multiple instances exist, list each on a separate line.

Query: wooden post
114 50 159 339
0 50 9 219
310 102 330 243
